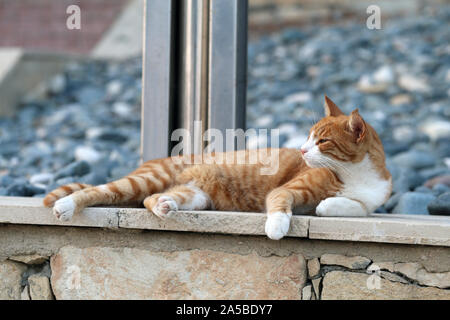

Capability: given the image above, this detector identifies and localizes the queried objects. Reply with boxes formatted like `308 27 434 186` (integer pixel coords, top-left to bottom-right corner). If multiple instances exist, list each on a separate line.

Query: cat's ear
349 109 366 143
324 95 344 117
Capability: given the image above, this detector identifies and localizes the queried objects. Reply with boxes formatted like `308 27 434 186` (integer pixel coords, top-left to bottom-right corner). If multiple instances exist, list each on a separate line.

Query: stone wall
1 224 449 300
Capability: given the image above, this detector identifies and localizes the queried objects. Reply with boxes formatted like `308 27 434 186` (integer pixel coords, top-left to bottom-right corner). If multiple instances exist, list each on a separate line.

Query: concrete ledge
309 214 450 247
0 196 118 229
118 208 309 237
0 196 449 247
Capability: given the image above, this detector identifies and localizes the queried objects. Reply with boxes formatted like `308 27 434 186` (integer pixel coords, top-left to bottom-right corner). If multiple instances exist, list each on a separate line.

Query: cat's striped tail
42 156 188 221
43 183 92 207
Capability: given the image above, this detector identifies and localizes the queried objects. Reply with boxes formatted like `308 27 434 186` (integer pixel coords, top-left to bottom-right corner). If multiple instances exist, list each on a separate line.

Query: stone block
51 246 307 300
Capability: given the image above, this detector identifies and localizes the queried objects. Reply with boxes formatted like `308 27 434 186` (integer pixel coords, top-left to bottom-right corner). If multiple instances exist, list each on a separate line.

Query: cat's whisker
322 157 353 178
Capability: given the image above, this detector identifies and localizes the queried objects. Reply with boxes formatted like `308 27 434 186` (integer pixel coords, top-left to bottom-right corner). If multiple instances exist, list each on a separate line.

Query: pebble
6 183 45 197
392 150 437 170
432 184 450 196
427 192 450 215
54 161 90 180
392 167 424 193
424 175 450 188
384 193 402 212
390 94 412 106
106 80 123 97
420 120 450 141
0 174 14 187
48 74 66 95
74 146 102 164
29 173 54 185
373 66 395 84
392 192 436 215
398 74 430 92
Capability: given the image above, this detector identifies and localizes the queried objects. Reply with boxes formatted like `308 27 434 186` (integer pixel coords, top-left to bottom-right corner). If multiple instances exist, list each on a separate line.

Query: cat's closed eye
317 139 329 144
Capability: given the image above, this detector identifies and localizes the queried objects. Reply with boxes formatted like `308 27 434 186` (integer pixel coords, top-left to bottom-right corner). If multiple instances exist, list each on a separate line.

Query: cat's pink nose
301 148 307 155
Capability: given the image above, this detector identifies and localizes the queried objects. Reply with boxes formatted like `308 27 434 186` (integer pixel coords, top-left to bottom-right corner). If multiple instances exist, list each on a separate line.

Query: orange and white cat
43 96 392 240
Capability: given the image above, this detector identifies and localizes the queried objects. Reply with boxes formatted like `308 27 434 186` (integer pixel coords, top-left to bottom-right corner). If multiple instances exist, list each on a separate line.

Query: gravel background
0 7 449 215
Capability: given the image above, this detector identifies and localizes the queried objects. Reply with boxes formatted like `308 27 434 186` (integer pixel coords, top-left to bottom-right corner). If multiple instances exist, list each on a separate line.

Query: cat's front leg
264 169 338 240
264 188 295 240
316 197 368 217
265 211 292 240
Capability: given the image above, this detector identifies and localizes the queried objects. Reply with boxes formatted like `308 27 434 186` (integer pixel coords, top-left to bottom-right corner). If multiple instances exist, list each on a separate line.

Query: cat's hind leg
45 157 183 221
144 183 211 219
43 183 92 207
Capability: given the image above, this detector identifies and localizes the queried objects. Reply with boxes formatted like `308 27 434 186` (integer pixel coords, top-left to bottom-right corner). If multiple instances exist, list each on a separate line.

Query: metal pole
141 0 248 161
140 0 175 161
208 0 248 149
179 0 210 156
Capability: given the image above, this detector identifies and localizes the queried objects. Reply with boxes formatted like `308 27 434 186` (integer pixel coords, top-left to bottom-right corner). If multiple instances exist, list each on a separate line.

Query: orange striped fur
43 96 391 240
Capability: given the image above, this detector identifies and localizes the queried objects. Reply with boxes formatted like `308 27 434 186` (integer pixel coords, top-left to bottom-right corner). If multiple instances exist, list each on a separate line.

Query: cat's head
301 96 384 170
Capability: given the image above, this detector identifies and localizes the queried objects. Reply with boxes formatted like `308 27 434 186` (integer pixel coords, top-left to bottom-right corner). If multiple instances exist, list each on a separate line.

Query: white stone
86 127 103 140
390 94 412 106
373 66 395 84
357 74 388 93
393 126 415 142
284 92 312 104
74 146 102 164
445 158 450 169
106 80 122 97
30 173 54 185
420 119 450 141
254 115 273 128
112 102 132 117
398 74 430 92
48 74 66 94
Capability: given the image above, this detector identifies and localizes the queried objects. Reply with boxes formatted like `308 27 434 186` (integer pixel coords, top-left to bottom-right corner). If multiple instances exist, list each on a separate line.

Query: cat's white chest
335 154 390 212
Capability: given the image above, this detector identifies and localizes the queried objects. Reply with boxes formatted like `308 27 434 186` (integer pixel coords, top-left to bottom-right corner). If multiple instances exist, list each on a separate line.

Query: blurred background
0 0 448 215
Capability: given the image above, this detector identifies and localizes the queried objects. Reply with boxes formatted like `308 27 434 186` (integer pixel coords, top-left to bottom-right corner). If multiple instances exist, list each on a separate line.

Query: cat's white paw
152 196 178 219
265 212 291 240
53 196 76 221
316 197 367 217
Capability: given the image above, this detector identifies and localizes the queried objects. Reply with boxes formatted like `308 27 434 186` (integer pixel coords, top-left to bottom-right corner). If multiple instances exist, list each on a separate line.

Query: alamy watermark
170 121 281 175
366 5 382 30
366 264 382 290
65 265 81 290
66 5 81 30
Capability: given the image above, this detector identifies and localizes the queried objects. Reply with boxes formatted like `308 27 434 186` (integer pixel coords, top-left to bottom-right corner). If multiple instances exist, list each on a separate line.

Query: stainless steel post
141 0 248 161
